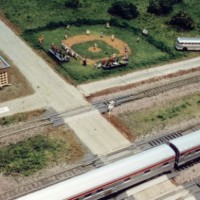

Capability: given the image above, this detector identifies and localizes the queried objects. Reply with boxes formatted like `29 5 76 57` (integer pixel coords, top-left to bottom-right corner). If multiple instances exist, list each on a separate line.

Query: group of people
62 43 79 59
50 43 70 61
94 53 129 69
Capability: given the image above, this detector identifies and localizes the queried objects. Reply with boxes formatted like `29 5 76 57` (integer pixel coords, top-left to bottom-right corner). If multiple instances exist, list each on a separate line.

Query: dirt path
63 34 131 64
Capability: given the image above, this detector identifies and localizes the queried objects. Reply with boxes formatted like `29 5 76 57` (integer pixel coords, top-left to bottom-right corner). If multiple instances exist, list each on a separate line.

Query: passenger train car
175 37 200 51
17 130 200 200
169 130 200 166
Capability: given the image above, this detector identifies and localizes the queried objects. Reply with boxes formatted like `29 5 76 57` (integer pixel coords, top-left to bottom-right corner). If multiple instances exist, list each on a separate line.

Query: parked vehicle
175 37 200 51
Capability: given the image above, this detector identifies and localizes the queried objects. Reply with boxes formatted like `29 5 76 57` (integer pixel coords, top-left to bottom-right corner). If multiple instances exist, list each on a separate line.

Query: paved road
78 56 200 96
65 110 129 155
0 21 87 114
0 20 130 155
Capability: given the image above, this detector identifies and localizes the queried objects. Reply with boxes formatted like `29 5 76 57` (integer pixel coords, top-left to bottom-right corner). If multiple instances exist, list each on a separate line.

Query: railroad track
96 122 200 167
1 75 200 199
0 158 98 200
93 74 200 113
0 105 96 139
159 177 200 200
183 179 200 199
1 74 200 139
0 119 51 139
1 122 200 200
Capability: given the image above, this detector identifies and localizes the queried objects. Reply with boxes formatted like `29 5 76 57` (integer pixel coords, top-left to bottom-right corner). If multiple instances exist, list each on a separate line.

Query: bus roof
177 37 200 43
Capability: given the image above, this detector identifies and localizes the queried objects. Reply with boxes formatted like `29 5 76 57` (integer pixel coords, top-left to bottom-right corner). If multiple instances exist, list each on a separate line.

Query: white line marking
0 106 9 114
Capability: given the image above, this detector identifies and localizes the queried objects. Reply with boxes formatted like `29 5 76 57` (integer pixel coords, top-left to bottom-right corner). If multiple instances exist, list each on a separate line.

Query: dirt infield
63 34 131 65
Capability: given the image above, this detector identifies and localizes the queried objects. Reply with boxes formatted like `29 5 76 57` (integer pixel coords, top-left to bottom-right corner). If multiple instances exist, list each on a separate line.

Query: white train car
169 130 200 166
175 37 200 51
17 144 175 200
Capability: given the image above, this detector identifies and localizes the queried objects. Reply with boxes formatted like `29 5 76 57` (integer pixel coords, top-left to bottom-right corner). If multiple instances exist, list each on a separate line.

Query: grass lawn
0 127 85 176
116 93 200 138
26 25 169 83
0 130 84 176
0 110 85 176
1 0 200 83
0 135 63 176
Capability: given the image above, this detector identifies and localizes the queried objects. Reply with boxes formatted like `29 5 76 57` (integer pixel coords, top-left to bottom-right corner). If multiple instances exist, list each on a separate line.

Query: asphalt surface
0 20 130 155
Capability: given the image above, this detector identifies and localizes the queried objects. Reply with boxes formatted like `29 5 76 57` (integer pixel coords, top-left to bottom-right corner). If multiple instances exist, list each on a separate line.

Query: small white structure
142 28 148 35
0 56 10 88
66 24 70 29
106 22 110 28
108 100 115 114
86 30 91 35
111 35 115 41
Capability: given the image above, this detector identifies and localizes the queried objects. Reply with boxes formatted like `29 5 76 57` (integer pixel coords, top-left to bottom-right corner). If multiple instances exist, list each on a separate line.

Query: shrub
65 0 82 8
0 135 63 176
147 0 173 15
171 0 183 3
108 1 139 20
170 11 195 30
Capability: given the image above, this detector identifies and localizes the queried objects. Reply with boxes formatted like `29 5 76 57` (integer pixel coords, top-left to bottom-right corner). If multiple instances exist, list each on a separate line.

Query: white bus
175 37 200 51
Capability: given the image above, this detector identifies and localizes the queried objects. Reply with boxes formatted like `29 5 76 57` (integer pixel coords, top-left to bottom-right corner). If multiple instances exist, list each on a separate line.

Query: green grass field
0 135 63 176
25 25 170 83
1 0 199 83
116 93 200 138
0 129 85 176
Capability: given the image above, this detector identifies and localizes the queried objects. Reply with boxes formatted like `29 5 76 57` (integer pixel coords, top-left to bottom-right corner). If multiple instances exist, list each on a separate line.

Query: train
17 130 200 200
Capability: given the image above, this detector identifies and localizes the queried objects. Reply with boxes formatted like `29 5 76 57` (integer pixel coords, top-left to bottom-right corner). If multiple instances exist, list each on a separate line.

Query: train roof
177 37 200 43
169 130 200 154
17 144 175 200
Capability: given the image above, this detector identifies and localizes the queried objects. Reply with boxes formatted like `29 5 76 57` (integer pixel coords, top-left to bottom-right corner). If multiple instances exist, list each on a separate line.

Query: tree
65 0 82 9
108 1 139 20
171 0 183 3
147 0 173 15
170 11 195 30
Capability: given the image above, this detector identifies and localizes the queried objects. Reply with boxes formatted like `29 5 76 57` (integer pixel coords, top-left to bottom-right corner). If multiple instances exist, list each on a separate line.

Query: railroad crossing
0 19 130 156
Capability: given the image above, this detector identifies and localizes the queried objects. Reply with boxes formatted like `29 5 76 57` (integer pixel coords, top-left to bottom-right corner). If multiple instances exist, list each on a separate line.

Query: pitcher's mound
88 47 102 53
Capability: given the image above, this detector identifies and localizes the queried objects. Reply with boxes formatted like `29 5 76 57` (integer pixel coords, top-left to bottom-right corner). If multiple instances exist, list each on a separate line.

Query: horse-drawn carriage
95 56 128 70
101 61 128 70
49 44 70 62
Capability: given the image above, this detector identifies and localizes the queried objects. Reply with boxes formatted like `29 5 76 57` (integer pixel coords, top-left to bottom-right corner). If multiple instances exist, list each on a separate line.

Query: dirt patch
63 34 131 65
104 114 135 142
0 51 34 103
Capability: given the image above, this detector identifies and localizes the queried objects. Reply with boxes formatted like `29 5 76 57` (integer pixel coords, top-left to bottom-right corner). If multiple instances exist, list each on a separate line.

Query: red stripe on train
69 156 175 200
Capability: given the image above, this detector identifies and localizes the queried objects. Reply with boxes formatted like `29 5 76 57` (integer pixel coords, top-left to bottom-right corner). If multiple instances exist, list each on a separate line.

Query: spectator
94 43 97 50
86 30 90 35
100 32 104 38
106 22 110 28
82 57 87 66
111 35 115 41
